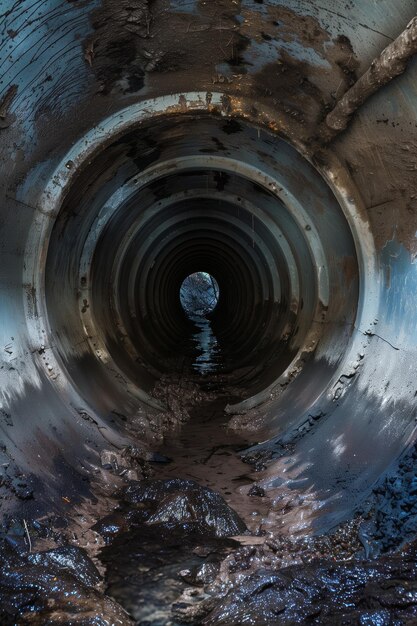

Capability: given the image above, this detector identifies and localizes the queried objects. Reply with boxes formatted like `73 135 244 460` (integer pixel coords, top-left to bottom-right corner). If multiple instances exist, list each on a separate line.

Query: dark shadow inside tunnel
43 113 359 426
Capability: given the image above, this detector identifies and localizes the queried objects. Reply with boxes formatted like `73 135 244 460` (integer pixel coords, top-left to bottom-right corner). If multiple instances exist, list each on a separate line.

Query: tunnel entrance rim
22 91 378 418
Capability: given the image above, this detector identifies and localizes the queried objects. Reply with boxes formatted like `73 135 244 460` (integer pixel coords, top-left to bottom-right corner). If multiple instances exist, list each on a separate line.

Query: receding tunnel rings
23 93 370 425
80 163 322 385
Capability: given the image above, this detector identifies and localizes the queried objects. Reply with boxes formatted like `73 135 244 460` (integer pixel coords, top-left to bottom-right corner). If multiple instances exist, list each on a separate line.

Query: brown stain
250 51 323 127
0 84 18 128
339 255 358 287
341 133 417 254
82 0 360 152
238 4 359 139
86 0 246 95
240 4 330 48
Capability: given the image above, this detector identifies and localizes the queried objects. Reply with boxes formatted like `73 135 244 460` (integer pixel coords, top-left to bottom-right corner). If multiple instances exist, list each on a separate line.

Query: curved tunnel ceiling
1 0 417 539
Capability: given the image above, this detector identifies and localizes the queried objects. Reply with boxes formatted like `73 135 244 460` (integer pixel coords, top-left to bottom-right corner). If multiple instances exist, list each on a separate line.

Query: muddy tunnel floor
99 386 268 626
2 316 417 625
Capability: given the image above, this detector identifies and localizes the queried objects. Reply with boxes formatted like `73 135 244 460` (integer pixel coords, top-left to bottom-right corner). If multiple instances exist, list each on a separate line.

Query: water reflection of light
190 315 220 374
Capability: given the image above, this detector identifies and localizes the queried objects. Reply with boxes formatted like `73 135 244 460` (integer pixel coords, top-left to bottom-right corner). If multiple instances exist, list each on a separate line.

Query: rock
92 509 146 541
203 553 417 625
248 484 265 497
92 512 130 539
151 493 194 524
172 588 217 624
180 561 219 586
0 553 132 624
357 520 379 560
203 569 290 625
27 546 101 588
123 479 247 538
124 469 139 481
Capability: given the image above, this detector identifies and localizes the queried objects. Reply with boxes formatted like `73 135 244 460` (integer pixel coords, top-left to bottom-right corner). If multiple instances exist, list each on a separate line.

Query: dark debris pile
359 439 417 555
202 548 417 625
0 544 132 625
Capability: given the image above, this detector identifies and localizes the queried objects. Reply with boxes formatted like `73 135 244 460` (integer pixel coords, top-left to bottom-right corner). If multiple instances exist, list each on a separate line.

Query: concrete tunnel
1 0 417 623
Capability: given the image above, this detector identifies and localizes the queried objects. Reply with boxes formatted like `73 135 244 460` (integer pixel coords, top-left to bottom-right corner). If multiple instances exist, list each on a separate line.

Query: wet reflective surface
190 316 221 375
3 361 417 624
204 548 417 625
0 545 131 625
101 528 236 626
96 367 261 625
2 316 417 625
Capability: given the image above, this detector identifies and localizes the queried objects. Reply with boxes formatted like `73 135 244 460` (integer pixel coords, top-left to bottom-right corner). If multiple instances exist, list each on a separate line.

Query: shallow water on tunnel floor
153 397 270 529
101 530 236 626
189 315 222 375
101 394 270 625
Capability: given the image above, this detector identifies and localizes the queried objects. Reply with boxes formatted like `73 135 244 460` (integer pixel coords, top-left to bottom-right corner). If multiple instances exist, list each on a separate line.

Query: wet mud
97 384 417 626
0 545 131 625
99 320 417 624
101 526 238 625
204 545 417 625
2 316 417 625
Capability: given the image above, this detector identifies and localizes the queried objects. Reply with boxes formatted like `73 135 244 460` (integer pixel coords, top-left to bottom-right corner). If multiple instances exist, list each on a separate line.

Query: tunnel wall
1 0 417 530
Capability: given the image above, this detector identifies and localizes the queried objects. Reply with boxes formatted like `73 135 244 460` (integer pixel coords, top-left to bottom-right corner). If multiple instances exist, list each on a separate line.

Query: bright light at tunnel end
180 272 220 318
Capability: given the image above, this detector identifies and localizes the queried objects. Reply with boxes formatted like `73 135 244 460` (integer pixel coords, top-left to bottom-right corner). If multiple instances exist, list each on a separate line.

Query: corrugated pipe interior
1 0 417 597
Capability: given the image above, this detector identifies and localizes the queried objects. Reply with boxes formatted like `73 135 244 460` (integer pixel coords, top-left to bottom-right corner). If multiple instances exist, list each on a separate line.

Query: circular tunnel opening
180 272 219 318
38 109 360 431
